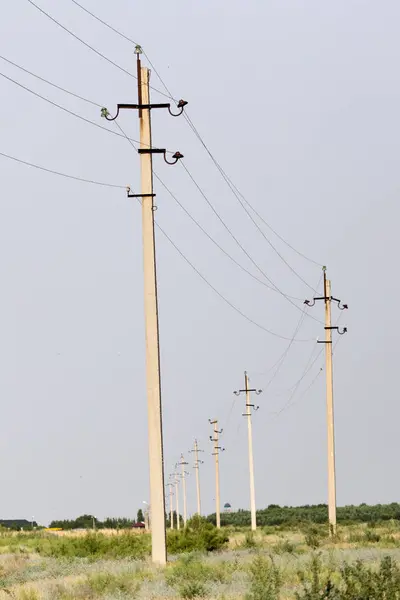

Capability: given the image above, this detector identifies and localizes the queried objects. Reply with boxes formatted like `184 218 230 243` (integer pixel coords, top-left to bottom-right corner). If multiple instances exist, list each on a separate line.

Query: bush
167 516 228 554
295 554 335 599
166 553 229 598
339 556 400 599
246 554 281 600
30 532 151 559
273 540 295 555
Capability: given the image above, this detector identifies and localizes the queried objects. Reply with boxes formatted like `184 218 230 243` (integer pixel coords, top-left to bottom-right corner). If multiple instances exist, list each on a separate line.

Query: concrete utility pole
170 473 180 530
190 440 204 516
305 267 348 536
209 420 224 529
167 484 174 529
101 47 186 565
234 373 262 531
177 455 189 527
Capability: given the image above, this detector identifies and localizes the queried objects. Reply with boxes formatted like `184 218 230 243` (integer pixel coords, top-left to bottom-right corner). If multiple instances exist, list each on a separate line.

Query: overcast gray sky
0 0 399 526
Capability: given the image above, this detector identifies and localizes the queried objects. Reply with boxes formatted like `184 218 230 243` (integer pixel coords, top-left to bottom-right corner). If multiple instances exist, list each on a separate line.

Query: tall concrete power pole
190 440 204 516
234 373 262 531
101 48 187 564
177 455 189 527
305 267 348 536
209 419 224 529
167 483 174 530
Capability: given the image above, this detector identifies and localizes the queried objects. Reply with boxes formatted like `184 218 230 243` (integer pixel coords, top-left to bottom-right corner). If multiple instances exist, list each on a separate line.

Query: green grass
0 524 400 598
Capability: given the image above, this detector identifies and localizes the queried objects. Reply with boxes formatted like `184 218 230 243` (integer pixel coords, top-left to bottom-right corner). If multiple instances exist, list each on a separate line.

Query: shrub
246 554 281 600
295 554 335 599
178 581 207 599
339 556 400 599
167 516 228 554
166 553 219 598
364 529 381 543
242 532 258 549
273 540 295 554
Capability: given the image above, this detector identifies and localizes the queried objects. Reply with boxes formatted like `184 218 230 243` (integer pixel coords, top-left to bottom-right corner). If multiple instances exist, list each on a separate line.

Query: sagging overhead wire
46 0 322 277
273 336 343 419
113 121 314 342
0 53 312 307
66 0 177 102
180 160 323 324
182 113 322 268
0 54 102 108
26 0 172 100
0 151 125 188
248 272 323 391
28 0 323 302
0 70 142 145
157 224 313 342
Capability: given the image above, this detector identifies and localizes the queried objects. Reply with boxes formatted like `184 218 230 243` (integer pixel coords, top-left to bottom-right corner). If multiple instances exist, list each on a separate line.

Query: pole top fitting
134 45 143 55
322 265 327 272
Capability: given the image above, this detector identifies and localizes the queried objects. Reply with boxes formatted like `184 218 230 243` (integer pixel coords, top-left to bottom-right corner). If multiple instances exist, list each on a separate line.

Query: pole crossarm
101 99 188 122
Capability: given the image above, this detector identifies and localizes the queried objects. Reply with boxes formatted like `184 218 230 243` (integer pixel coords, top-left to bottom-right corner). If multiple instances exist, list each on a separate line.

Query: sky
0 0 399 526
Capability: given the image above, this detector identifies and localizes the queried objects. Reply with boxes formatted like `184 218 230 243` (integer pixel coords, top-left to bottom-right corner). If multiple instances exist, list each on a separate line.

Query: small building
223 503 232 513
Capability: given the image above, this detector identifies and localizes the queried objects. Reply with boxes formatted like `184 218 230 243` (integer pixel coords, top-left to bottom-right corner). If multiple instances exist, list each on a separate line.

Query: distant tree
137 509 144 523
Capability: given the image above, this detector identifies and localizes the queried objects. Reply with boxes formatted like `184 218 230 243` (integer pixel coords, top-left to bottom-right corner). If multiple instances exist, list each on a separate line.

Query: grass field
0 521 400 599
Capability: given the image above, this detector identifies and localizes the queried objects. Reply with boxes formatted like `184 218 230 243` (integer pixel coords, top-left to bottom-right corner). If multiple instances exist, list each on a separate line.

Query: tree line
46 503 400 531
207 502 400 527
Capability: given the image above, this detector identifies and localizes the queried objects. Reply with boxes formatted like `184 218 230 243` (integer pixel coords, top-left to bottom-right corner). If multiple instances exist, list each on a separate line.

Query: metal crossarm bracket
331 297 349 310
304 296 329 307
138 149 184 165
101 99 188 122
325 326 348 335
126 188 156 199
317 340 333 344
138 149 166 154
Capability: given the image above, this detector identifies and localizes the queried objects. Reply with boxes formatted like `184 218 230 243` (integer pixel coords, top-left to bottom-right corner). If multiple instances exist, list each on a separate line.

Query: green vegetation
209 502 400 527
0 521 400 598
49 515 134 530
167 515 229 553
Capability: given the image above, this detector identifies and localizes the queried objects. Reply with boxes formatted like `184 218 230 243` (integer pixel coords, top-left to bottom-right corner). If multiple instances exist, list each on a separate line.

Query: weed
178 580 207 598
245 554 281 600
167 516 228 554
295 554 335 599
273 540 295 555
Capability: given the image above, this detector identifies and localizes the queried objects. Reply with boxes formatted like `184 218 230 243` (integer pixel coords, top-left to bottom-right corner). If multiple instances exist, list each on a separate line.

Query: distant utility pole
101 47 187 565
305 266 348 536
170 473 181 530
234 372 262 531
190 440 204 516
209 419 224 529
166 483 174 530
177 455 189 527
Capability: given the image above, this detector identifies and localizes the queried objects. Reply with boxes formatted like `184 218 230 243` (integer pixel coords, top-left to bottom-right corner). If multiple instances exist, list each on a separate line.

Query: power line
0 51 314 311
157 223 313 342
0 54 102 107
69 0 138 46
0 70 141 145
66 0 177 102
57 0 321 273
113 121 314 342
0 151 125 188
248 272 323 391
26 0 171 100
185 145 318 291
180 160 323 325
274 337 343 418
183 113 322 268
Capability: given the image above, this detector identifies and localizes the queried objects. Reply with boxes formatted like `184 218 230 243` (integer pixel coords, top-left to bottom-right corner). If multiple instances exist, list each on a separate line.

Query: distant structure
223 503 232 513
0 520 37 530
